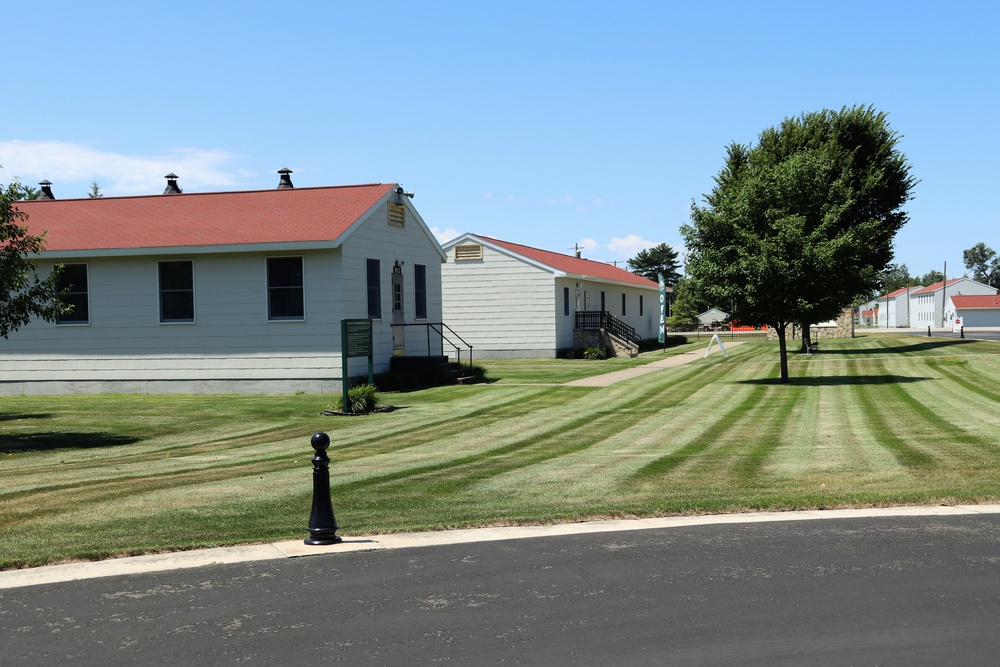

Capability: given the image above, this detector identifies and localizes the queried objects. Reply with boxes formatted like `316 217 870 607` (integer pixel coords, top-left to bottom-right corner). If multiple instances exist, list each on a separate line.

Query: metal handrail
395 322 474 365
575 310 639 343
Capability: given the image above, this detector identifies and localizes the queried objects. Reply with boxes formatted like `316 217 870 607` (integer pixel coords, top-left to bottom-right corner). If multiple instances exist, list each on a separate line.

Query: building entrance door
391 265 405 353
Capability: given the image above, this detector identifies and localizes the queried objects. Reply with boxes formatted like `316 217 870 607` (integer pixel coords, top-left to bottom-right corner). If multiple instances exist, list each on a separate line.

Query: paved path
564 341 745 387
3 506 1000 665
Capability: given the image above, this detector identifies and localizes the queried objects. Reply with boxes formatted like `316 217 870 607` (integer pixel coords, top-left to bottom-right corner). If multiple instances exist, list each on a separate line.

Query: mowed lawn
2 333 1000 569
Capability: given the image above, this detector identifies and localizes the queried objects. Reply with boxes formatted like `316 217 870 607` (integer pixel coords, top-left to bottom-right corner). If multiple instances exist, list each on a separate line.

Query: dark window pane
160 261 193 290
269 287 304 319
56 264 89 324
57 264 88 293
267 257 304 320
367 259 381 319
161 291 195 321
268 257 303 288
159 261 194 322
415 264 427 319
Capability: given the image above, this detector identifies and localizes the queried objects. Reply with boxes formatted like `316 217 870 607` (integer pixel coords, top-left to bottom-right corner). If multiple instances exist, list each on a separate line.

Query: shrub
583 346 606 360
331 383 382 414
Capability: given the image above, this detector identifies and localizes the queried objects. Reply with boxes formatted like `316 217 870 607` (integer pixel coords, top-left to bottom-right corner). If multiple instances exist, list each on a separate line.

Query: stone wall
573 329 638 357
767 307 855 340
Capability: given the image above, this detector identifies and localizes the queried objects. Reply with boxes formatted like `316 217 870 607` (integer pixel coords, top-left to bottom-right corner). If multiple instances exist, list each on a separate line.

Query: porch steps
389 356 482 386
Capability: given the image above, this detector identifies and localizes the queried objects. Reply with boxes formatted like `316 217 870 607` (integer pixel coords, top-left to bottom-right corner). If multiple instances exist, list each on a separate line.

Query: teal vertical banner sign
658 273 666 344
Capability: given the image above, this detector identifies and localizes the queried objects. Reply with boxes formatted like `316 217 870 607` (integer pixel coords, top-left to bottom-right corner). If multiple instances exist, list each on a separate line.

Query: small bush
331 383 382 414
583 346 606 360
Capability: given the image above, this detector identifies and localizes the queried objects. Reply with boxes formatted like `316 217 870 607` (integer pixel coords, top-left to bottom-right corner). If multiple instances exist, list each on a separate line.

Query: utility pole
941 261 947 328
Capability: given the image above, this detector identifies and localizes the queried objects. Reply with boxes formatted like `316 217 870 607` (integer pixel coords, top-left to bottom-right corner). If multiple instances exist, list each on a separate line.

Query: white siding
442 244 557 358
442 244 660 358
340 200 445 372
910 279 996 328
0 250 347 392
0 198 446 394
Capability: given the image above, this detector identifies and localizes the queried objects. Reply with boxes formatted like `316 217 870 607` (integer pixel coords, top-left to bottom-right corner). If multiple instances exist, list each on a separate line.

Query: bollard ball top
311 432 331 451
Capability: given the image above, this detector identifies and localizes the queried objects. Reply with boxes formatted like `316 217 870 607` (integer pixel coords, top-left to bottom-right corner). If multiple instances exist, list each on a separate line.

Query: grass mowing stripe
630 385 770 479
849 366 938 470
928 360 1000 406
730 383 803 483
331 376 700 495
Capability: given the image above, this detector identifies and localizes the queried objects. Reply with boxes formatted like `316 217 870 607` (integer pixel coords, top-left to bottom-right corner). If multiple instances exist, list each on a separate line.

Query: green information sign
341 319 374 412
344 318 373 357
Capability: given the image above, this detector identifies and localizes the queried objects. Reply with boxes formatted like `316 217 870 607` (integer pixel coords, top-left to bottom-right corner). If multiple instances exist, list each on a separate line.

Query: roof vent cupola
37 180 55 200
277 168 294 189
163 173 182 195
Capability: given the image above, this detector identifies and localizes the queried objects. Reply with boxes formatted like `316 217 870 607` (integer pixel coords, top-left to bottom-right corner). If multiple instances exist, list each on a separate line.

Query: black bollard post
305 432 342 545
961 326 965 339
927 326 931 337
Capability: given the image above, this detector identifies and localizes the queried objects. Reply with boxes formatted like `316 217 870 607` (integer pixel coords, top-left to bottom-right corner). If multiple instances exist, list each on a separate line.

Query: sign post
341 318 374 413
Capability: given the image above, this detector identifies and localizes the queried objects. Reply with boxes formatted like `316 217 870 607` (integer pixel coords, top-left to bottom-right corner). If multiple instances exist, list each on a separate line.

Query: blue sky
3 1 997 281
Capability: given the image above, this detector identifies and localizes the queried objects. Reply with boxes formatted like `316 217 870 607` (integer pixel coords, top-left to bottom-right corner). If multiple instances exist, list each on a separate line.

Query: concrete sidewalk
5 503 997 590
564 341 744 387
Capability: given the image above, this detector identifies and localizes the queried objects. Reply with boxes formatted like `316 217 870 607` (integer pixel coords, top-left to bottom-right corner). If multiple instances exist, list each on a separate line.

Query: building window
639 294 644 317
621 293 627 317
367 258 381 319
159 260 194 323
454 244 483 261
415 264 427 319
56 263 89 324
600 291 606 313
267 256 304 320
564 287 570 316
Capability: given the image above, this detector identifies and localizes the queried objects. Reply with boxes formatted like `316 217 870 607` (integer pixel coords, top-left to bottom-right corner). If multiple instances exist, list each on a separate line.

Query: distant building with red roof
440 233 666 358
949 293 1000 327
875 285 917 327
4 173 448 394
910 277 996 328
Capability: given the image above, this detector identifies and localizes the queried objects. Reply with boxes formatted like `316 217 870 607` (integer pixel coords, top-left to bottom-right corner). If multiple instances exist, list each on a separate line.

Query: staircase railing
394 322 474 365
575 310 640 344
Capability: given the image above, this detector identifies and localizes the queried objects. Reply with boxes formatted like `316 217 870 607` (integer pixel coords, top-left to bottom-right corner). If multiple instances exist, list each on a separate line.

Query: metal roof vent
163 173 182 194
37 180 55 200
277 168 294 189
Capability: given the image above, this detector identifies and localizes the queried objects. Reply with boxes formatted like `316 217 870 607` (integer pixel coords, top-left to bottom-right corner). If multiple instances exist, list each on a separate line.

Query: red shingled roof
16 183 395 253
911 278 964 295
475 235 662 289
951 295 1000 309
880 286 914 299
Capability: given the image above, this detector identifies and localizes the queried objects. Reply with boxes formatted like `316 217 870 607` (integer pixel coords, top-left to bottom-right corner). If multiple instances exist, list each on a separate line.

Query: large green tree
627 242 682 286
963 242 998 286
682 106 916 383
0 175 68 338
665 278 701 330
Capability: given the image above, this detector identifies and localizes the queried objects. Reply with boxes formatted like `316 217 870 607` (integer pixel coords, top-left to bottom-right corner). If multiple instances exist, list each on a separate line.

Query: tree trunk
800 324 812 354
776 322 789 383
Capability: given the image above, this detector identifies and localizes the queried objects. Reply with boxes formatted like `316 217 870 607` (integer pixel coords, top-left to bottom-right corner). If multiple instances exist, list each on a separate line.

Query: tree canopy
682 106 916 383
918 270 944 286
627 242 682 286
0 175 68 338
879 263 912 294
963 242 998 286
665 278 700 330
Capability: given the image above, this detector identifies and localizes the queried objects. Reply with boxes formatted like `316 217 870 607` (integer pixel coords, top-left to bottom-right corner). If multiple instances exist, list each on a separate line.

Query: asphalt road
4 514 1000 666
